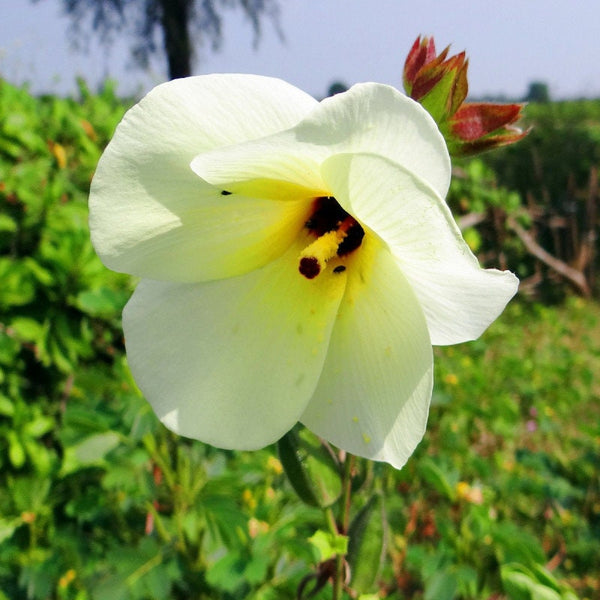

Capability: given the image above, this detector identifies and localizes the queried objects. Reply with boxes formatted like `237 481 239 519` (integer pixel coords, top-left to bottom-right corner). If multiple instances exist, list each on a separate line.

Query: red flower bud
403 36 528 156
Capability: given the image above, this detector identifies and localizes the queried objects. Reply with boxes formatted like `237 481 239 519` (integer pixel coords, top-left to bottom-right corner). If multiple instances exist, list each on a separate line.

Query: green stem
325 506 338 536
333 453 355 600
340 454 354 532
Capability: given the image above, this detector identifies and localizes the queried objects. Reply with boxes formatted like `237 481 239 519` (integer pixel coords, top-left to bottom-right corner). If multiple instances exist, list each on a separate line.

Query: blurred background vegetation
1 2 599 599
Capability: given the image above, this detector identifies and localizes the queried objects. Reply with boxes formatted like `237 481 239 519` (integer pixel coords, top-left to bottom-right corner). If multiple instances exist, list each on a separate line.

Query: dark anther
333 265 346 273
299 257 320 279
305 196 350 236
221 190 232 196
305 196 365 257
337 222 364 256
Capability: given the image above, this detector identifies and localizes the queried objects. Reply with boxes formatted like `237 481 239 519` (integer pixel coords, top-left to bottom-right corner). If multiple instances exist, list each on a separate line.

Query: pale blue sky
1 0 599 100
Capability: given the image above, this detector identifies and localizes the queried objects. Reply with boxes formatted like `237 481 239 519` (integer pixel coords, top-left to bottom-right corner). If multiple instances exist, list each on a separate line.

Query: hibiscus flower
89 74 518 468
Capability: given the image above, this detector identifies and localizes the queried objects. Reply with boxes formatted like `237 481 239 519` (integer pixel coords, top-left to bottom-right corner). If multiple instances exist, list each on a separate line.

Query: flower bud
404 36 528 156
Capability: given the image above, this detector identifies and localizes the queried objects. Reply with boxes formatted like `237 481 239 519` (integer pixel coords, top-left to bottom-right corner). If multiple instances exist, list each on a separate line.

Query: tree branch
506 215 591 297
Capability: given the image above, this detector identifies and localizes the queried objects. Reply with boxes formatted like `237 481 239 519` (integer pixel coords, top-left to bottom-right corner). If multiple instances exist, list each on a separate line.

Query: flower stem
332 452 355 600
340 454 354 532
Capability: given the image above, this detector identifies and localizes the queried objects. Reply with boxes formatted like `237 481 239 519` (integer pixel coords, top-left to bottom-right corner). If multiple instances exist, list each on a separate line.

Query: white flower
89 74 518 469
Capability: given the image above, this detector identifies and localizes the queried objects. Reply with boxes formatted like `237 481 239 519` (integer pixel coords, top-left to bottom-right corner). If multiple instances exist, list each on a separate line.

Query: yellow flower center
298 196 365 279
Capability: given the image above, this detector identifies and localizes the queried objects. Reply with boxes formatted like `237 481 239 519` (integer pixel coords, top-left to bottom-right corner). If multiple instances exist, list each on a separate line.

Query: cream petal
301 235 433 469
296 83 451 198
93 183 313 282
321 153 519 346
190 134 328 193
191 82 450 200
122 235 347 449
90 74 318 281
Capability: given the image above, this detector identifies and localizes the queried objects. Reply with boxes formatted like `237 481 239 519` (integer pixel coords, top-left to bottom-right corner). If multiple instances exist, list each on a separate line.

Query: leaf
0 213 17 233
277 426 342 508
501 563 561 600
308 529 348 562
0 259 36 307
75 287 129 318
0 517 20 544
0 394 15 417
205 551 247 593
493 523 546 565
23 415 55 438
7 431 26 468
94 538 175 600
424 570 459 600
244 552 270 585
60 431 122 476
418 458 457 502
347 494 385 594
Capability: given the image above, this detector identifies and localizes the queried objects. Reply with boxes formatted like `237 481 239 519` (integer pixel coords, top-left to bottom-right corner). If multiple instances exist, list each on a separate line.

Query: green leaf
418 458 457 502
206 551 247 593
0 259 36 307
75 287 128 318
308 529 348 562
0 394 15 417
0 213 17 233
347 493 385 594
424 570 459 600
493 523 546 565
7 430 26 468
9 317 45 343
60 431 122 476
23 415 55 438
22 438 54 475
501 564 561 600
0 517 20 544
244 552 270 585
277 426 342 508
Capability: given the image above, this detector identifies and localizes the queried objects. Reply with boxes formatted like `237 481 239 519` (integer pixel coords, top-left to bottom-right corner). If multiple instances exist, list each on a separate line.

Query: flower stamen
299 204 364 279
299 227 347 279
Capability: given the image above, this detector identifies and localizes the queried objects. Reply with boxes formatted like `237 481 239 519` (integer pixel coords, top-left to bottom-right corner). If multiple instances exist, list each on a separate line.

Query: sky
1 0 599 101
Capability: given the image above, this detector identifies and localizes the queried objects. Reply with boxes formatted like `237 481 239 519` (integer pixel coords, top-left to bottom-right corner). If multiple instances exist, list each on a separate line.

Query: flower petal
122 235 347 449
90 75 318 281
321 152 519 345
300 235 433 469
298 83 451 198
191 82 450 200
94 183 313 282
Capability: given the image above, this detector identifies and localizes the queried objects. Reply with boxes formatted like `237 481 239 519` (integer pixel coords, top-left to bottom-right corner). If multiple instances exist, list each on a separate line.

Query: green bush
482 100 600 206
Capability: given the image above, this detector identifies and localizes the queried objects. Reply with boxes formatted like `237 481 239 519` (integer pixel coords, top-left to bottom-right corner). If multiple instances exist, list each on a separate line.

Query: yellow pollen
298 229 347 279
299 215 358 279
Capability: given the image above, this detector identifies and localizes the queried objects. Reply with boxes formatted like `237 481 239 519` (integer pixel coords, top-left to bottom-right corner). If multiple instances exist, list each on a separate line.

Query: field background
0 80 598 599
